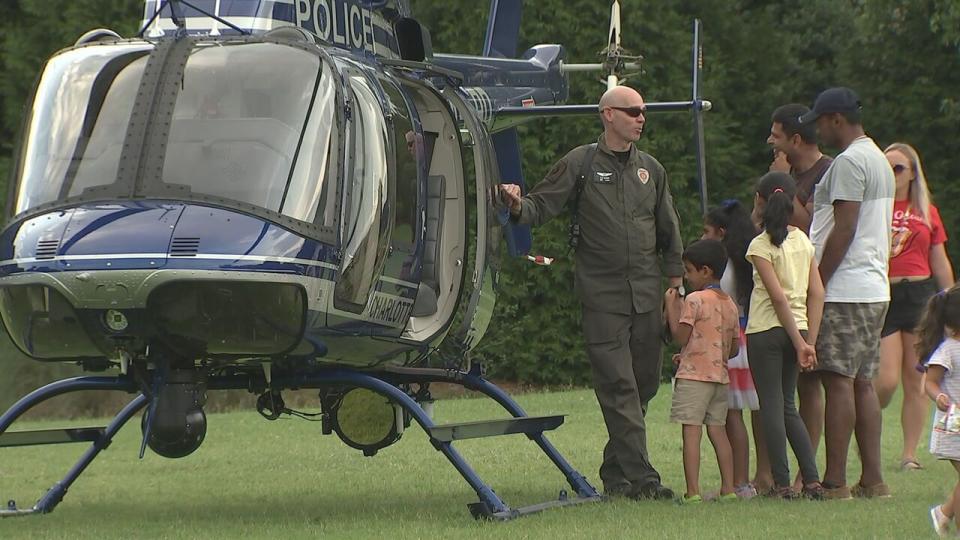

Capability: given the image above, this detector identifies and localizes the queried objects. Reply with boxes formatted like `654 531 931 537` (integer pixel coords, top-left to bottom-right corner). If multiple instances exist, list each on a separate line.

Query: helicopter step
0 427 106 448
427 415 564 443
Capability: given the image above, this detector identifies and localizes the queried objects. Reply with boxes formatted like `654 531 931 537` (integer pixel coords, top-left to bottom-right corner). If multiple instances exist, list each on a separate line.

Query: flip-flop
900 459 923 471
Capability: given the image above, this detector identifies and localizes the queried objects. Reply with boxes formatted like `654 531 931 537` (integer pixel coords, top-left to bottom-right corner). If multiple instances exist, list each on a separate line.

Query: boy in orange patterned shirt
665 239 740 504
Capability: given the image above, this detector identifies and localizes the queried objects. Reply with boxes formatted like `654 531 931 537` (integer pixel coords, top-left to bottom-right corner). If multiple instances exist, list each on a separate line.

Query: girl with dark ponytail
703 199 766 496
756 172 799 247
745 171 826 498
705 200 757 311
918 286 960 533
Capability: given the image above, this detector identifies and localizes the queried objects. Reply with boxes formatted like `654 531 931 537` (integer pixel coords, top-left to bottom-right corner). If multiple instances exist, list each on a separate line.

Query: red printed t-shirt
676 288 739 384
889 200 947 277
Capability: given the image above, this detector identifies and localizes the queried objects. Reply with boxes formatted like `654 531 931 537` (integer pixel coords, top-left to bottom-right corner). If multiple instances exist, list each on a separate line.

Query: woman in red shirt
875 142 955 470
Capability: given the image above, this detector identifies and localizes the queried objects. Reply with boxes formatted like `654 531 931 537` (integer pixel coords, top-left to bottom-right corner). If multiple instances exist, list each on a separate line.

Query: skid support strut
212 369 601 520
0 376 145 517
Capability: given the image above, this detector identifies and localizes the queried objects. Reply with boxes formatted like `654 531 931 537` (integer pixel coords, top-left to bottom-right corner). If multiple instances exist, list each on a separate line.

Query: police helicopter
0 0 710 520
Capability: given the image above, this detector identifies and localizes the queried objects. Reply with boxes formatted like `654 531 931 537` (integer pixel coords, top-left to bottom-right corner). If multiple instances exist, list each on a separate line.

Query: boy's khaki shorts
670 378 728 425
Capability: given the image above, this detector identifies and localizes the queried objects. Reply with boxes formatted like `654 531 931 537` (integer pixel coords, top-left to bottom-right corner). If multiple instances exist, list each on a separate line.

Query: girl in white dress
918 286 960 536
702 200 766 497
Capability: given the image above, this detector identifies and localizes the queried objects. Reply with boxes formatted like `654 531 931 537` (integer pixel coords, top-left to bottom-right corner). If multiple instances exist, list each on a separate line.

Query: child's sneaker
764 485 798 500
716 492 738 503
677 494 702 505
930 505 950 537
734 484 757 500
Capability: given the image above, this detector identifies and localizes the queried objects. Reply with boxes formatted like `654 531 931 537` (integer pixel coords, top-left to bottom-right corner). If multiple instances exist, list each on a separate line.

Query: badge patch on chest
637 168 650 184
593 171 614 184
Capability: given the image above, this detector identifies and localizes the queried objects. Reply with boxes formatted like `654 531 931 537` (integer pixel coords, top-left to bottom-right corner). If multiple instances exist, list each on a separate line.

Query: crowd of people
499 84 957 534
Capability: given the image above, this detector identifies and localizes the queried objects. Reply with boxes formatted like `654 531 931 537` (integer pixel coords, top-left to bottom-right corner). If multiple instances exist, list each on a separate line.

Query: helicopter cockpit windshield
10 39 340 236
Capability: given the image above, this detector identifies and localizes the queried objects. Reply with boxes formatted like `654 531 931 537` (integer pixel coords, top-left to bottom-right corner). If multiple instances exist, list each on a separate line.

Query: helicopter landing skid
301 365 604 520
0 377 145 517
0 368 600 520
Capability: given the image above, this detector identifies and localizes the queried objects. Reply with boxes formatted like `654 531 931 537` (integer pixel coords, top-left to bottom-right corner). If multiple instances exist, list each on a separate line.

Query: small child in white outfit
919 286 960 536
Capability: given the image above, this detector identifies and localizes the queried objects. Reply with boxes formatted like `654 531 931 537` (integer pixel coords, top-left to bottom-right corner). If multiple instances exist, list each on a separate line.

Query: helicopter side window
12 44 152 216
161 43 320 215
334 72 392 312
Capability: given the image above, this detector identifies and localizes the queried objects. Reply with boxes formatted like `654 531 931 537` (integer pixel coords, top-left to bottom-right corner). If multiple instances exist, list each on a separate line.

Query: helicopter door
391 79 467 343
439 87 501 353
368 75 421 339
332 69 395 319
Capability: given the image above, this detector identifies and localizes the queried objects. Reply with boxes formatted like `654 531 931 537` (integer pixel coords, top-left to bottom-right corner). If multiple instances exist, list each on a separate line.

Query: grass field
0 385 949 539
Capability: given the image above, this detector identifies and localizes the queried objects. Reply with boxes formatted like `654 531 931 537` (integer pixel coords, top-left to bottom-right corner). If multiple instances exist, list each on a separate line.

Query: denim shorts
881 278 938 337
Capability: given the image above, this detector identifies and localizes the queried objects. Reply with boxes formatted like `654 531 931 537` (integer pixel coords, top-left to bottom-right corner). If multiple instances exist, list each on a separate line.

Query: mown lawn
0 385 948 539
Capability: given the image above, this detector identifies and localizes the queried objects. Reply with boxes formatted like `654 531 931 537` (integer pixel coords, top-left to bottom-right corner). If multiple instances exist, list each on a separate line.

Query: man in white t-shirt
802 87 894 499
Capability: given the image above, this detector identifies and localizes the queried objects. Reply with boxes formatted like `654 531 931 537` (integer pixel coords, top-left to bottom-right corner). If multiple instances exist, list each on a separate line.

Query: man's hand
499 184 523 216
664 287 683 318
769 149 790 173
664 286 680 304
667 276 683 289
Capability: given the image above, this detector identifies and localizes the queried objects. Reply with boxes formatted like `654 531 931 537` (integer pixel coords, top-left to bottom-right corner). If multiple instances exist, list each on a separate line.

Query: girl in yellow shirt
745 172 826 499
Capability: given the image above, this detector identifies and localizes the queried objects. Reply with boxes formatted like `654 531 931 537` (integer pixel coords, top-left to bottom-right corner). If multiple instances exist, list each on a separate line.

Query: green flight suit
515 134 683 494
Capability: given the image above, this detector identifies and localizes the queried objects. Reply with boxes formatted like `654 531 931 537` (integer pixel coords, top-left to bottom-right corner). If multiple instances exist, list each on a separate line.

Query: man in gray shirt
802 87 894 499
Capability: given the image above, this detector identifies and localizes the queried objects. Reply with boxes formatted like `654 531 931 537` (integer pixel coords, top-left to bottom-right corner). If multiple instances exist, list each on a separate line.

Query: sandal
900 458 923 471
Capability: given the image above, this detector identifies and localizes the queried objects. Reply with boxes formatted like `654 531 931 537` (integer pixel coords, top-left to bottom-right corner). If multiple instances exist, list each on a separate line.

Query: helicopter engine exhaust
142 370 208 459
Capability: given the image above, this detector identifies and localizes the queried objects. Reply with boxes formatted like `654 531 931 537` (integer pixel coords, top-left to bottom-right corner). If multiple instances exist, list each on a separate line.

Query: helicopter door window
12 44 153 216
161 43 321 216
376 78 421 291
334 72 391 312
281 61 337 225
378 80 417 251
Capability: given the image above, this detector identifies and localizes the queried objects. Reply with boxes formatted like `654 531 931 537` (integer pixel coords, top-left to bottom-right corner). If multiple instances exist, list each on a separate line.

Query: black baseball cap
799 87 861 124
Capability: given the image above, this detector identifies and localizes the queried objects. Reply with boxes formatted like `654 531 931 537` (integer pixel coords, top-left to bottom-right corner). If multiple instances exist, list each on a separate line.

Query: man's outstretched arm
499 154 579 227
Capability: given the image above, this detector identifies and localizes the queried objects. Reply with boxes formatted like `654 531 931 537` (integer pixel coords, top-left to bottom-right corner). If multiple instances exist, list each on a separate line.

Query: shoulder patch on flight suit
637 167 650 184
545 160 567 181
593 171 614 184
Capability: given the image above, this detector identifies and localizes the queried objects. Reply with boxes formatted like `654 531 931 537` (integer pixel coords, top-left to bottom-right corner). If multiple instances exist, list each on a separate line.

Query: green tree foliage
839 0 960 261
0 0 143 203
415 0 960 383
0 1 958 405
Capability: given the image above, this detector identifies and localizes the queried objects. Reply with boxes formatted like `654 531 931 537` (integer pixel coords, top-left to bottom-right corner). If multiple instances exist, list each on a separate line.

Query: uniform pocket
586 181 619 210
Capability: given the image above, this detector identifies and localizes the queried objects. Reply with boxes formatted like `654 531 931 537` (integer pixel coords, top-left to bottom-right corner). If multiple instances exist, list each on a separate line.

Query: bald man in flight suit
500 86 684 500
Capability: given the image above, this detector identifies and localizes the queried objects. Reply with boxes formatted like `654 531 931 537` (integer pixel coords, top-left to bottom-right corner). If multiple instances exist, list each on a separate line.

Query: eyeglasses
606 106 646 118
892 164 910 174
